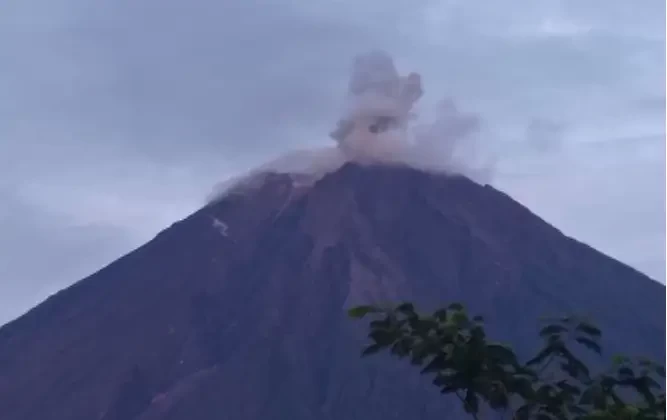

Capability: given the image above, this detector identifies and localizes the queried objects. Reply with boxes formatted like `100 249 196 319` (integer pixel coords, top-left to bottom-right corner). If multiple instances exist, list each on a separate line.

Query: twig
454 391 480 420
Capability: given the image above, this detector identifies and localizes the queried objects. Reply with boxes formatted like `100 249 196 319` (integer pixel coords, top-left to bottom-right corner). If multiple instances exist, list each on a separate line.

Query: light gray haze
1 0 665 324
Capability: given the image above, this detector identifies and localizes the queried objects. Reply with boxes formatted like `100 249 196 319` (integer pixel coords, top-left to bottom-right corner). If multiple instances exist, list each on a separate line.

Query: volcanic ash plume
208 50 494 202
327 50 493 181
329 50 422 161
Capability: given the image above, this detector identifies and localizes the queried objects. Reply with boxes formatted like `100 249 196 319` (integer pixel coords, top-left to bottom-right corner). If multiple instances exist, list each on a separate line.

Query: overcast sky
1 0 664 325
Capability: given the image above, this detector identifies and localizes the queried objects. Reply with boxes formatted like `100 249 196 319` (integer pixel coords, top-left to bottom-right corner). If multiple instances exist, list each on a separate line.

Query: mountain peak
0 162 663 420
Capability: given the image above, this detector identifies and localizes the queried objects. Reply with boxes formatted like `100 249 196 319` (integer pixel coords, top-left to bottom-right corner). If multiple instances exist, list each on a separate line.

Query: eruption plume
208 50 495 202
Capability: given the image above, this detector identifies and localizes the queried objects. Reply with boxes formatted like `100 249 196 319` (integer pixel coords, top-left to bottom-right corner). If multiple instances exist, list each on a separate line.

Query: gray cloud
524 118 567 153
0 0 664 324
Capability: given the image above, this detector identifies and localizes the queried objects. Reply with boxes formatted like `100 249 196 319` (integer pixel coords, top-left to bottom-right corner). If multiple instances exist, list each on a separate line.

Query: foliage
349 302 665 419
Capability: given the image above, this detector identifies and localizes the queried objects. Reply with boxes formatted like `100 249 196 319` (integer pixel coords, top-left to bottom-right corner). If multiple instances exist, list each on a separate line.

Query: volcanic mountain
0 162 664 420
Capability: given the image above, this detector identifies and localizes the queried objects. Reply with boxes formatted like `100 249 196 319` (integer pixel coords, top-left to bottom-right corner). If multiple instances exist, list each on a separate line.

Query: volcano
0 162 664 420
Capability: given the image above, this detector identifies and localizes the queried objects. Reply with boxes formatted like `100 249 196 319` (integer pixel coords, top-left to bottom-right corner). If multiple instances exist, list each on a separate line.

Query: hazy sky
1 0 665 325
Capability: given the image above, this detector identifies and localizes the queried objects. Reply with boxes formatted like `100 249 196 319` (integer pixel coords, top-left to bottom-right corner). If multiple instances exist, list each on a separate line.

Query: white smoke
332 50 494 180
208 50 495 202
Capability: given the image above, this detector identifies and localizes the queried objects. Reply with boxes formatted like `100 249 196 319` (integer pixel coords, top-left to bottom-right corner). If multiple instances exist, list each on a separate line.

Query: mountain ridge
0 162 663 420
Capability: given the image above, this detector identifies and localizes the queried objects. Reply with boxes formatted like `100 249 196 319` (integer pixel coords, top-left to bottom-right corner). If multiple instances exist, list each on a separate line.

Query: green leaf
348 305 379 319
643 376 661 390
507 375 536 398
618 367 635 380
556 380 582 396
433 374 450 387
536 383 556 400
560 347 591 380
408 317 438 334
539 324 568 337
527 346 555 366
470 325 486 342
634 378 658 406
464 389 479 413
580 386 600 405
575 336 602 355
515 404 536 420
421 354 448 374
361 344 383 356
390 338 413 358
599 375 617 390
409 341 431 366
486 343 519 366
433 309 448 321
561 361 580 381
395 302 415 314
369 329 397 346
567 403 587 415
448 302 464 311
546 334 562 346
450 311 468 327
612 354 629 366
439 384 458 394
586 408 609 419
369 319 390 329
575 322 602 338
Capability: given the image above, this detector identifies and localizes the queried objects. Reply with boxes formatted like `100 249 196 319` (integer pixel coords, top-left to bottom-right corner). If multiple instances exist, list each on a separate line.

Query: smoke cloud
209 50 495 202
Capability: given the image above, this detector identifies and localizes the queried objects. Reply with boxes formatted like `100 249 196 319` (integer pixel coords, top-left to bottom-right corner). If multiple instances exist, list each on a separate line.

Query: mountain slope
0 162 663 420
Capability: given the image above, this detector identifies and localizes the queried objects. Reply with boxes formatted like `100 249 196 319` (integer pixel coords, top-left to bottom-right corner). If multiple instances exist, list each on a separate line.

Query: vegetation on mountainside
349 302 665 419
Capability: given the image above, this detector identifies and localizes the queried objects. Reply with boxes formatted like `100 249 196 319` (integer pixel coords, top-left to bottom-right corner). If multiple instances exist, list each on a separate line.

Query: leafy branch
349 302 665 419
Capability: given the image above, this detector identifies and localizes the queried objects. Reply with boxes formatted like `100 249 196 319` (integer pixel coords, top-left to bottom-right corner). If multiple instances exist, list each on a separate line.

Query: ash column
330 50 423 149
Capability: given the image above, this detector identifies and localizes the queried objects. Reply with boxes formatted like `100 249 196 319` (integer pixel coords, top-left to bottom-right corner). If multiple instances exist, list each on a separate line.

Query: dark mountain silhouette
0 162 664 420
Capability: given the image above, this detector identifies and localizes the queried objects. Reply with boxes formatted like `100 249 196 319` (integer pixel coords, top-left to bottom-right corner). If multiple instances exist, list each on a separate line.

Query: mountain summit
0 162 664 420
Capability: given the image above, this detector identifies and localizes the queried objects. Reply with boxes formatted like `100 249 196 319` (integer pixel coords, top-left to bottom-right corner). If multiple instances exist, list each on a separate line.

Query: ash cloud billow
209 50 494 201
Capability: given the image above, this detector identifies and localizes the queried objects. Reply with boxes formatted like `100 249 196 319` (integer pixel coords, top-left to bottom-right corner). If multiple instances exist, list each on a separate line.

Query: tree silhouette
349 302 665 419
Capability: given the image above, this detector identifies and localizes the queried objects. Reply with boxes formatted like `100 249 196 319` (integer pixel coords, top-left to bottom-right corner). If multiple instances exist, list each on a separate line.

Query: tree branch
454 391 480 420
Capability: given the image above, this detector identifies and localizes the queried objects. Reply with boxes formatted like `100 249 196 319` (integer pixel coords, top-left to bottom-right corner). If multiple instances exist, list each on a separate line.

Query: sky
0 0 665 325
